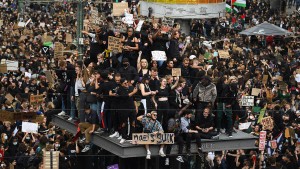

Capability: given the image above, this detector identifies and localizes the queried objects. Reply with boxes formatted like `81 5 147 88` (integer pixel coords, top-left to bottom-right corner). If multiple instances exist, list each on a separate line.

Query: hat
296 74 300 82
189 55 196 60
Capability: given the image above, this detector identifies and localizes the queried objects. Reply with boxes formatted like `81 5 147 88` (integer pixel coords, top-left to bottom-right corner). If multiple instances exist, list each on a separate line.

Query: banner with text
132 133 175 144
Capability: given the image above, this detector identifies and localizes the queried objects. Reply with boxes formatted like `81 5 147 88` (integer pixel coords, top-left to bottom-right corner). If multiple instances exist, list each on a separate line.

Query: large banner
132 133 175 144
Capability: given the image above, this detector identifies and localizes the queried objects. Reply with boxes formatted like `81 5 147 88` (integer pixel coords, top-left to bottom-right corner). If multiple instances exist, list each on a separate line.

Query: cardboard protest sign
0 64 7 73
132 133 175 144
18 22 26 27
251 88 261 96
5 93 14 103
0 20 3 27
218 50 230 59
45 71 54 84
43 35 52 43
238 122 252 130
108 36 123 53
151 51 167 61
66 33 72 43
262 75 268 84
22 122 38 133
43 150 59 169
6 60 18 71
259 131 267 151
54 42 64 58
113 2 128 16
279 82 287 91
261 116 274 131
172 68 181 77
30 94 44 105
241 96 254 106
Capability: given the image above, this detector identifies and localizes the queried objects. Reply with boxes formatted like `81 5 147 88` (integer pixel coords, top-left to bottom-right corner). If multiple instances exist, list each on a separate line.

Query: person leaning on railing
137 111 166 159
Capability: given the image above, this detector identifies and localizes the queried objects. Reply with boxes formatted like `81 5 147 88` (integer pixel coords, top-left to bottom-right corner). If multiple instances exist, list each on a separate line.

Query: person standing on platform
137 111 166 159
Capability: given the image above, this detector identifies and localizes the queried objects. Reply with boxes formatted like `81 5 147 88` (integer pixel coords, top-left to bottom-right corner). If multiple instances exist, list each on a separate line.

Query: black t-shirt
117 86 135 110
84 110 99 124
98 81 113 103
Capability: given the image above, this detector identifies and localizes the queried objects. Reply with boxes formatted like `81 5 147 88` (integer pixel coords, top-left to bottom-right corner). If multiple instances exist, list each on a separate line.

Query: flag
226 4 232 12
234 0 246 7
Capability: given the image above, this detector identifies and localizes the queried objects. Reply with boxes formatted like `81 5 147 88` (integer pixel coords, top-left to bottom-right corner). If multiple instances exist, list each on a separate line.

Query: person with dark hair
118 58 139 86
121 27 139 68
79 105 99 152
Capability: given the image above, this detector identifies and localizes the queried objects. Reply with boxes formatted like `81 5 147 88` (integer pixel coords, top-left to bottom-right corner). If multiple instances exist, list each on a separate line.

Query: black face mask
123 63 128 68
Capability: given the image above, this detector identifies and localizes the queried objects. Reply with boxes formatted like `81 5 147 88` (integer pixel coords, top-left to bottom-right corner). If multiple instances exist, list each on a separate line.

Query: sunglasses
152 114 157 116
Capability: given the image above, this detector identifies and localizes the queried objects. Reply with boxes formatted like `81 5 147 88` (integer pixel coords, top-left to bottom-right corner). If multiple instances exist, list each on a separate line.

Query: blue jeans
97 101 102 125
89 103 97 112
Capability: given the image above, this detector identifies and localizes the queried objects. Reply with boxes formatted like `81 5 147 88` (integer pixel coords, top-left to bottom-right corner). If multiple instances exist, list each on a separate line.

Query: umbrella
239 21 293 36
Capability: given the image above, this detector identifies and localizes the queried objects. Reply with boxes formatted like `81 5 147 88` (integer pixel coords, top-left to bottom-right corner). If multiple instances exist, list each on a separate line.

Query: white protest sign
6 60 19 71
136 20 144 31
22 122 38 133
132 133 175 144
18 22 26 27
151 51 167 61
241 96 254 106
25 18 31 27
122 13 134 25
25 72 31 79
259 131 267 151
238 122 252 130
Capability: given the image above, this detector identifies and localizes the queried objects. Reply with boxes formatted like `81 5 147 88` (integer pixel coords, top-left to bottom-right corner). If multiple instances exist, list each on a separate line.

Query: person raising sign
137 111 166 159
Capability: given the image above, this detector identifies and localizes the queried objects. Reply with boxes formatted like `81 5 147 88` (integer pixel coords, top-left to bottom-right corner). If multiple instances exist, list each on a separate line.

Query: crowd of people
0 0 300 168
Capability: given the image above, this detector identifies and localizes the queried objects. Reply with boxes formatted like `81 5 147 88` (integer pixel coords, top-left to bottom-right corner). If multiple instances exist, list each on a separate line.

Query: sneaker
228 132 233 138
159 150 166 157
176 156 184 163
94 128 104 134
146 152 151 159
109 131 119 138
117 136 122 140
67 117 73 121
220 129 226 134
81 145 90 153
58 111 66 116
211 134 220 140
165 158 169 165
120 139 126 144
79 137 86 143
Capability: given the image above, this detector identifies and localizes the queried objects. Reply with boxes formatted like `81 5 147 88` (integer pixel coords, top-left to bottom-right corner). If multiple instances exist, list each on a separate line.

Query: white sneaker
109 131 119 138
67 117 73 121
120 139 126 144
176 156 184 163
81 145 90 153
165 158 169 165
159 150 166 157
146 152 151 159
117 136 122 140
58 111 66 116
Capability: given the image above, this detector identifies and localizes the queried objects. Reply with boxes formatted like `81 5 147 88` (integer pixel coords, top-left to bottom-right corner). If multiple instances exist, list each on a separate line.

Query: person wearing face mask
118 58 139 86
0 133 8 148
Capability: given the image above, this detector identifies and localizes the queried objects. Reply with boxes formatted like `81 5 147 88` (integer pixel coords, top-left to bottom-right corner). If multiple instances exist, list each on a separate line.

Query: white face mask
4 135 8 140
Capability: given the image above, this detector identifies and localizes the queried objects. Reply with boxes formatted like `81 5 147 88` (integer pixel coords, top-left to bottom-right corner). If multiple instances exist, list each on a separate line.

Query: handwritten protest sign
0 64 7 73
238 122 252 130
66 33 72 43
259 131 267 151
54 42 64 58
218 50 230 59
241 96 254 106
262 75 268 84
22 122 38 133
90 9 102 25
45 71 54 84
6 60 18 71
251 88 261 96
0 20 3 27
172 68 181 77
5 93 14 103
113 2 128 16
136 20 144 31
132 133 175 144
152 51 167 61
43 150 59 169
108 36 123 53
261 116 274 131
30 94 44 105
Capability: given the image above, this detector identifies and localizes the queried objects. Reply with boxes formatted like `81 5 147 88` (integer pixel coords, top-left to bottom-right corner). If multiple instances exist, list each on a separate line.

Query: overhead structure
239 21 293 36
